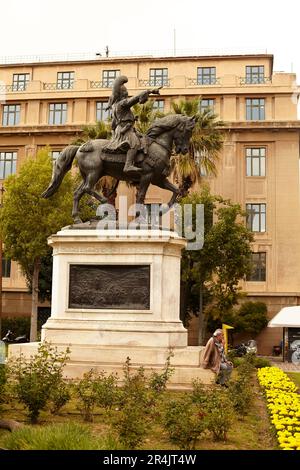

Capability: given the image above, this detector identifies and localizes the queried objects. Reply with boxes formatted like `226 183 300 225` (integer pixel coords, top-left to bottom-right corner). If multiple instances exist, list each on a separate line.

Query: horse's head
173 115 196 154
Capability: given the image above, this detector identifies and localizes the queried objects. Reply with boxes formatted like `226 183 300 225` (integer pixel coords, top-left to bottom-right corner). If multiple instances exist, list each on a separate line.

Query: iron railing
188 77 221 86
90 81 114 89
240 76 271 85
138 79 170 88
43 82 74 90
0 84 28 92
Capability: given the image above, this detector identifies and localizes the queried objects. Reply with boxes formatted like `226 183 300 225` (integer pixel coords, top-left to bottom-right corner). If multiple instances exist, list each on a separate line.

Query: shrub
112 357 153 449
253 357 271 368
148 350 174 394
8 342 70 423
112 400 148 450
162 394 206 450
49 382 71 414
3 422 104 450
74 369 101 422
0 364 7 408
74 369 120 421
95 372 119 410
228 376 252 417
205 388 234 441
191 379 209 407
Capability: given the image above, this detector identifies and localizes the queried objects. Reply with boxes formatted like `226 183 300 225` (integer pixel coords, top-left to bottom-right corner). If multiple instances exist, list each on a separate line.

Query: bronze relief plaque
68 264 150 310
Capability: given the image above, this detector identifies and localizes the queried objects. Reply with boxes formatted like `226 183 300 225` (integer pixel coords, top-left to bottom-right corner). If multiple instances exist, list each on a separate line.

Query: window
246 203 266 232
246 66 265 84
2 257 11 278
199 99 215 113
149 68 168 87
102 70 120 87
57 72 74 89
197 67 216 85
246 148 266 177
49 103 67 125
247 252 266 281
152 100 164 113
12 73 30 91
0 152 17 179
96 101 111 121
246 98 265 120
2 104 20 126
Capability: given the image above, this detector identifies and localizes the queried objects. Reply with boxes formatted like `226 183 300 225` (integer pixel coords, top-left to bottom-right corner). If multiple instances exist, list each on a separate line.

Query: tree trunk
30 258 40 342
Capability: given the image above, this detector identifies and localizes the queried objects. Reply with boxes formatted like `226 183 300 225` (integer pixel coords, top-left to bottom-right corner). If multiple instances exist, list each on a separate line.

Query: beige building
0 53 299 353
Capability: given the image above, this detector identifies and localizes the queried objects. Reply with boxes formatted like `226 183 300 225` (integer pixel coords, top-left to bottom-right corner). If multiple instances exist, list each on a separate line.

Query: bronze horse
42 114 196 223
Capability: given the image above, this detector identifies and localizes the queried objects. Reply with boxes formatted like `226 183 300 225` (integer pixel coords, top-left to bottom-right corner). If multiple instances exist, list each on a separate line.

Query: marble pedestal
9 228 213 387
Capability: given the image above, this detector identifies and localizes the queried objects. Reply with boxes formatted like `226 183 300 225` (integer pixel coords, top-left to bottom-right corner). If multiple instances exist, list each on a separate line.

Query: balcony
43 82 74 90
0 84 28 92
240 77 271 85
138 79 171 88
188 77 221 86
90 81 114 89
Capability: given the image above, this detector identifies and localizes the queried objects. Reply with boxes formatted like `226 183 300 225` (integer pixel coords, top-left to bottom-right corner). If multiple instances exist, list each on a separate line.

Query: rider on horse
103 75 161 175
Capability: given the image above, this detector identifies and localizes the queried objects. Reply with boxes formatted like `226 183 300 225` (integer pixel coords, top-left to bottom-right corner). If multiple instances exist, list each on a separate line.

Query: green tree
233 301 269 335
180 187 253 343
0 149 75 341
171 98 224 195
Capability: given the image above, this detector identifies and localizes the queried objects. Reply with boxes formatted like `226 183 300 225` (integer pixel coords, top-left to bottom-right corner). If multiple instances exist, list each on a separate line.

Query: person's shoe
221 383 228 388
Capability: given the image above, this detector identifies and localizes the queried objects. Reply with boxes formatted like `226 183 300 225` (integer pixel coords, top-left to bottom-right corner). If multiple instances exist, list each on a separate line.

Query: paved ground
261 356 300 372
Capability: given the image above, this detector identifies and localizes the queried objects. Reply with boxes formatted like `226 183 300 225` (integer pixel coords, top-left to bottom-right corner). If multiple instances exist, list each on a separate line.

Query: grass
0 375 277 450
287 372 300 390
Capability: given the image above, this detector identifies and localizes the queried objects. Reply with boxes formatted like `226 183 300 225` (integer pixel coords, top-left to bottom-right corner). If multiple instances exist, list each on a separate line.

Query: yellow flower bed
257 367 300 450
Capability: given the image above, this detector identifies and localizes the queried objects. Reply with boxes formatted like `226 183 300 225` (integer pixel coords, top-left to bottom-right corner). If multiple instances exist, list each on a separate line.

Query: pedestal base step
8 342 215 388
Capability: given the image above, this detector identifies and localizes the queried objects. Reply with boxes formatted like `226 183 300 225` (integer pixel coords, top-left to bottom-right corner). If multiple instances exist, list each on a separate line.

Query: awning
268 306 300 328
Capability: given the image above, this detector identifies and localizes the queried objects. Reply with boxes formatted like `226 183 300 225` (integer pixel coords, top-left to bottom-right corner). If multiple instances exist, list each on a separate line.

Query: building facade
0 53 299 353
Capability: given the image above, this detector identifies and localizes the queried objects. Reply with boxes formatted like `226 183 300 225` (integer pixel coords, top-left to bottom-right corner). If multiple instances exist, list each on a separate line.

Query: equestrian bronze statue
42 76 196 223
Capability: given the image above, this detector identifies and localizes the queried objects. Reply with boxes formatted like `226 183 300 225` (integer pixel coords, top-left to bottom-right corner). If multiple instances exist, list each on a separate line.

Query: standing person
103 75 161 175
201 329 233 387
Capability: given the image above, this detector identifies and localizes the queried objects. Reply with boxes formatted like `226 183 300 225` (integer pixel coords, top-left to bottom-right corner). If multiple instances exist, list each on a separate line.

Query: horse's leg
136 173 152 205
72 181 85 223
156 178 180 213
83 164 107 204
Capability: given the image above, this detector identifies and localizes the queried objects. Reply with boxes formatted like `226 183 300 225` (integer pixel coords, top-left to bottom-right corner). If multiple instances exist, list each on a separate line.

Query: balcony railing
188 77 221 86
90 81 114 89
139 79 170 88
43 82 74 90
0 84 28 92
240 77 271 85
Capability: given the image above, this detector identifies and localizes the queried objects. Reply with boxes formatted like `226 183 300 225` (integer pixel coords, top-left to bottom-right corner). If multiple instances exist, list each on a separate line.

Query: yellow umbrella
222 323 234 354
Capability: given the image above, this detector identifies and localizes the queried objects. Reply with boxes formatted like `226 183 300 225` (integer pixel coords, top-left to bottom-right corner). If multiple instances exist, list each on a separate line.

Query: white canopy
268 306 300 328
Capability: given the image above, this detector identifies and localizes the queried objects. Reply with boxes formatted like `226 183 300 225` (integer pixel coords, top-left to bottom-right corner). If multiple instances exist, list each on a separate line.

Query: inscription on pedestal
68 264 150 310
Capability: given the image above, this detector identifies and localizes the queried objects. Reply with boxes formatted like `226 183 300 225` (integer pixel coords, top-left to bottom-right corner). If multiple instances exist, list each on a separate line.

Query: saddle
79 137 155 167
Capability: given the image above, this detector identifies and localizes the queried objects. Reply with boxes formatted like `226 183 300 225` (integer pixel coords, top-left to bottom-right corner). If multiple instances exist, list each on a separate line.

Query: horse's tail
41 145 79 198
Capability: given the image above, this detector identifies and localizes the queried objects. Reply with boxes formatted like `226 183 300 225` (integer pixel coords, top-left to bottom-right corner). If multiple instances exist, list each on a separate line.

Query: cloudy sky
1 0 299 78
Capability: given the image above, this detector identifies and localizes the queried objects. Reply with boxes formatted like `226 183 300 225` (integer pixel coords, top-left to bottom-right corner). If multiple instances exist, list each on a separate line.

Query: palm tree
133 100 164 134
72 120 112 145
171 98 225 196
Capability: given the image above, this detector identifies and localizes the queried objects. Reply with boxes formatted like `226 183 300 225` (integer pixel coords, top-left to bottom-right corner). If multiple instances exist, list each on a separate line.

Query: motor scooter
2 330 29 344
